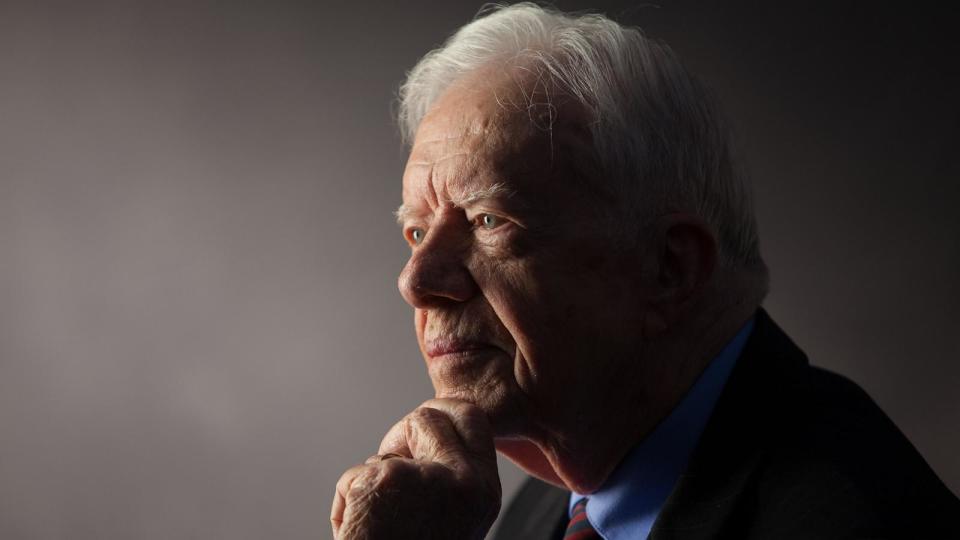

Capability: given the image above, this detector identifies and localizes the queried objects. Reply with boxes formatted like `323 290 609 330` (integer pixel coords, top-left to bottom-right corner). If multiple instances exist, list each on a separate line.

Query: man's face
397 72 650 438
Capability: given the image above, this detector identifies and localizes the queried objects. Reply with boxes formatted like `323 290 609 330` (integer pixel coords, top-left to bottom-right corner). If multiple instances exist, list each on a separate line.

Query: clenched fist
331 399 501 539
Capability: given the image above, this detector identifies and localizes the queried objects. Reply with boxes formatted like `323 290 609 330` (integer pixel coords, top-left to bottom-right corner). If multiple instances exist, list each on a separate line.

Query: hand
331 398 501 539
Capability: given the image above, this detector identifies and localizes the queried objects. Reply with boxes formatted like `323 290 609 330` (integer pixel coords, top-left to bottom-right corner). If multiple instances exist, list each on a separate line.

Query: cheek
467 257 541 346
466 242 620 354
508 257 615 362
475 260 569 360
468 251 533 301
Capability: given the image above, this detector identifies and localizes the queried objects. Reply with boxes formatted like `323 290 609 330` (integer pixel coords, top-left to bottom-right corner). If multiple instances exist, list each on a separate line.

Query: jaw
495 438 566 487
494 430 620 494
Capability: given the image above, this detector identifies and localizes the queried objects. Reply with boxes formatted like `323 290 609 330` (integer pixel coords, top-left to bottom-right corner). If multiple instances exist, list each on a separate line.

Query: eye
409 227 425 245
476 213 504 230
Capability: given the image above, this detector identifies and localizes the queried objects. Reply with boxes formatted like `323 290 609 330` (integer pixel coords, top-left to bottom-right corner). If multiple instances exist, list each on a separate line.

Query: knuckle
402 416 419 445
413 405 445 424
344 468 377 504
346 459 411 502
375 457 409 489
404 409 442 449
335 468 360 495
432 443 457 461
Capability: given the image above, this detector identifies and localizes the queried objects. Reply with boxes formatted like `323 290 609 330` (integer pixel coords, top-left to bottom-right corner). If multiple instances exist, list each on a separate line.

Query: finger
378 417 414 458
331 463 375 538
330 489 343 539
419 398 496 459
363 452 403 465
380 406 469 469
379 399 496 462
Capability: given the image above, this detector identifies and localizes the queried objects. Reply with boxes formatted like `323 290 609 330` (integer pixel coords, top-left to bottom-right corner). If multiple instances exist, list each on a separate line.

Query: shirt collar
568 317 756 540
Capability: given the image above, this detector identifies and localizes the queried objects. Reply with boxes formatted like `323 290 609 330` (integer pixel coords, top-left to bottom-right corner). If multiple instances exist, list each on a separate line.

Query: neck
498 277 762 494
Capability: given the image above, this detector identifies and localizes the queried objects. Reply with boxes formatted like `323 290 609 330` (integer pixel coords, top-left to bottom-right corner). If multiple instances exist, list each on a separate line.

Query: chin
433 382 529 437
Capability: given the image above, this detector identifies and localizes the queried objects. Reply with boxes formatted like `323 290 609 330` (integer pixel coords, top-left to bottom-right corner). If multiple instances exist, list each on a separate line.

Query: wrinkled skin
330 67 708 538
331 399 500 540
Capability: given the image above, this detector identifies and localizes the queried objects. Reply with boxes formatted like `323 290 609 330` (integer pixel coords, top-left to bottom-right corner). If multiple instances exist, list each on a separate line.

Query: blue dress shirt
568 317 756 540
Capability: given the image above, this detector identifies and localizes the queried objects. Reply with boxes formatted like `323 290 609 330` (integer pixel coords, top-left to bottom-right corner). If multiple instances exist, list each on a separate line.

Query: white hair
397 2 765 272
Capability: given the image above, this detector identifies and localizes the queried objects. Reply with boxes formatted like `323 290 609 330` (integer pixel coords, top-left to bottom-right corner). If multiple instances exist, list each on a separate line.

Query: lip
425 338 498 358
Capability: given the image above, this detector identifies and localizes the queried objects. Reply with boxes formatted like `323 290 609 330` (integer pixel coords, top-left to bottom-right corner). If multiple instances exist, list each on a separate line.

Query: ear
641 213 719 338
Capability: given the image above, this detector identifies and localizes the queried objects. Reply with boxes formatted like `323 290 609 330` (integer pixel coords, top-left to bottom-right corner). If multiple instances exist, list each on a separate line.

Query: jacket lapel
650 308 808 540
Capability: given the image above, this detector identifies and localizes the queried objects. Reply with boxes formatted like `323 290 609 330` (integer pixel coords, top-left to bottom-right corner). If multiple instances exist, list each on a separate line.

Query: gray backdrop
1 1 957 539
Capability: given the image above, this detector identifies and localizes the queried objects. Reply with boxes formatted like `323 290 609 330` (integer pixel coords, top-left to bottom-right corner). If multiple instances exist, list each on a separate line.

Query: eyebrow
394 182 515 225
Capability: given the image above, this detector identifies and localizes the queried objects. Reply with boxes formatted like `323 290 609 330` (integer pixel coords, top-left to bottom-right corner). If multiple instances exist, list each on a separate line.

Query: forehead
401 67 593 209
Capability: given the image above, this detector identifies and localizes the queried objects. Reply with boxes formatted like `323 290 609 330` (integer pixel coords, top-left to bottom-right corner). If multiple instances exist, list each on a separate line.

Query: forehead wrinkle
401 81 535 226
406 152 470 168
412 111 489 154
398 148 477 226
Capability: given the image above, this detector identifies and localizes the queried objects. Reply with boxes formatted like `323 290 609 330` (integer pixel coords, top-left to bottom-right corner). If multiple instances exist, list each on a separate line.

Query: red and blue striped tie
564 498 602 539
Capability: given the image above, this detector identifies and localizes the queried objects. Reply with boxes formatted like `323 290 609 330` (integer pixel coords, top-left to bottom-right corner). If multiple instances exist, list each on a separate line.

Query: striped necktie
564 498 602 540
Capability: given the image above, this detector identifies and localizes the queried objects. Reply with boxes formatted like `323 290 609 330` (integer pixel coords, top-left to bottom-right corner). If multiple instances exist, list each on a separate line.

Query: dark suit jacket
493 309 960 539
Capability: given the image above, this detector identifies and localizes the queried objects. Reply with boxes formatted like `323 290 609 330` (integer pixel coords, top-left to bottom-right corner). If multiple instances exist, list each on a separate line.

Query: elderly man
331 4 959 539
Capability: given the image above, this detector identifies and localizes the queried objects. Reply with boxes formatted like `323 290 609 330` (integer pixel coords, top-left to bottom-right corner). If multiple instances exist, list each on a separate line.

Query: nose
398 214 478 309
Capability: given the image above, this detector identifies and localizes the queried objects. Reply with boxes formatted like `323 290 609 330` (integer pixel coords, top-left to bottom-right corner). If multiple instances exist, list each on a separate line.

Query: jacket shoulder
655 310 960 539
731 340 960 537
